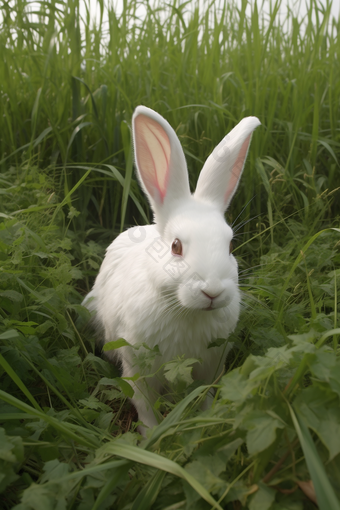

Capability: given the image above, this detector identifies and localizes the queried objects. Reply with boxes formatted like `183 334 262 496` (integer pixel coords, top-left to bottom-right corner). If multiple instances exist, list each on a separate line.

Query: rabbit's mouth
202 294 232 312
204 305 214 311
177 282 235 311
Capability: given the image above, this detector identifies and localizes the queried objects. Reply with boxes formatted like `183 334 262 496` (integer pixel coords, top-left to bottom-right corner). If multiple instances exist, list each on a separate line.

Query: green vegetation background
0 0 339 509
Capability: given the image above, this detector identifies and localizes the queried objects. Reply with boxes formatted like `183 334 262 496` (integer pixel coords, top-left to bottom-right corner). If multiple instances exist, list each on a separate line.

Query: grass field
1 0 340 508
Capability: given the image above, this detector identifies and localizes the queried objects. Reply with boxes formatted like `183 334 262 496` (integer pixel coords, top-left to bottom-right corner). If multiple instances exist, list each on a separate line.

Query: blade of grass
0 389 100 449
289 403 340 510
120 120 134 232
131 470 166 510
92 462 132 510
276 228 340 322
0 354 42 412
50 167 92 224
143 385 209 448
101 442 224 510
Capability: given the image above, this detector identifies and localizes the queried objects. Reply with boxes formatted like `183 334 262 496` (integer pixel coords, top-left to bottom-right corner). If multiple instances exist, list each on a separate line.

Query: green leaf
207 338 228 349
240 356 259 377
223 480 251 507
249 482 276 510
40 459 70 483
15 459 77 510
115 378 134 398
288 329 318 345
94 375 134 398
242 411 285 456
184 457 225 504
294 386 340 461
0 329 20 340
13 484 56 510
78 396 111 411
163 356 199 390
220 369 257 403
195 436 243 460
308 350 337 381
102 338 131 351
0 290 23 302
0 428 24 493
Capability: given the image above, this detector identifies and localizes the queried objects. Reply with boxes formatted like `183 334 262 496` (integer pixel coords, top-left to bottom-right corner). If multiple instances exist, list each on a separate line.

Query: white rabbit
84 106 260 433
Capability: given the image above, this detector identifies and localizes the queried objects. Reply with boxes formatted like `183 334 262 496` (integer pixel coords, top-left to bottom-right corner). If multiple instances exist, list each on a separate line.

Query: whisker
233 228 260 239
238 264 264 274
233 213 262 234
232 195 257 228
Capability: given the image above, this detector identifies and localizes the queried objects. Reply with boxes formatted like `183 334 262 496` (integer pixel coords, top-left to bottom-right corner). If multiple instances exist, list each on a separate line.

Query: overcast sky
83 0 340 25
4 1 339 37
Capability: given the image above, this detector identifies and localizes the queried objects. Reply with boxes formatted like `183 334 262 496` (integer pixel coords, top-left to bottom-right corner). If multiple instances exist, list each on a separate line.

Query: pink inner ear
224 134 251 204
134 115 171 202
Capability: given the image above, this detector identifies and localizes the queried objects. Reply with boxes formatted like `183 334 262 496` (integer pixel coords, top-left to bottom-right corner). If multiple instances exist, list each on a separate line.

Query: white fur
84 106 260 432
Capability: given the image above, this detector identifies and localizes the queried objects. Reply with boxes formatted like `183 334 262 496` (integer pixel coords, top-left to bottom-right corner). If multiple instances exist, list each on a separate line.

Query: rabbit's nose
201 290 222 300
202 279 224 300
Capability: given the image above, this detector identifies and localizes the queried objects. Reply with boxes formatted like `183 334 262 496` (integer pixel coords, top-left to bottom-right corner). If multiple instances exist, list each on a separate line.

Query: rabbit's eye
172 238 183 256
229 241 233 254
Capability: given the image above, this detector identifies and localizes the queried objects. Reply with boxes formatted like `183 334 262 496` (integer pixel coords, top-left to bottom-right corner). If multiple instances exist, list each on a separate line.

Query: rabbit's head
132 106 260 313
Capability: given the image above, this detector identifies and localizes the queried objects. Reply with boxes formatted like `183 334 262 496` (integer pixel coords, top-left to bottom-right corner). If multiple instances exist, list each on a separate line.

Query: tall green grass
0 0 340 509
1 0 339 235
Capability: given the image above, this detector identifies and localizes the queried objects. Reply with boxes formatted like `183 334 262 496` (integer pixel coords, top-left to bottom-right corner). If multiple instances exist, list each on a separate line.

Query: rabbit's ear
132 106 190 217
194 117 260 212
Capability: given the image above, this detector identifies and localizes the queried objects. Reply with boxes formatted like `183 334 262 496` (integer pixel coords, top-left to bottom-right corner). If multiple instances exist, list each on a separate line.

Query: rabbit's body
85 107 260 432
88 215 239 364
